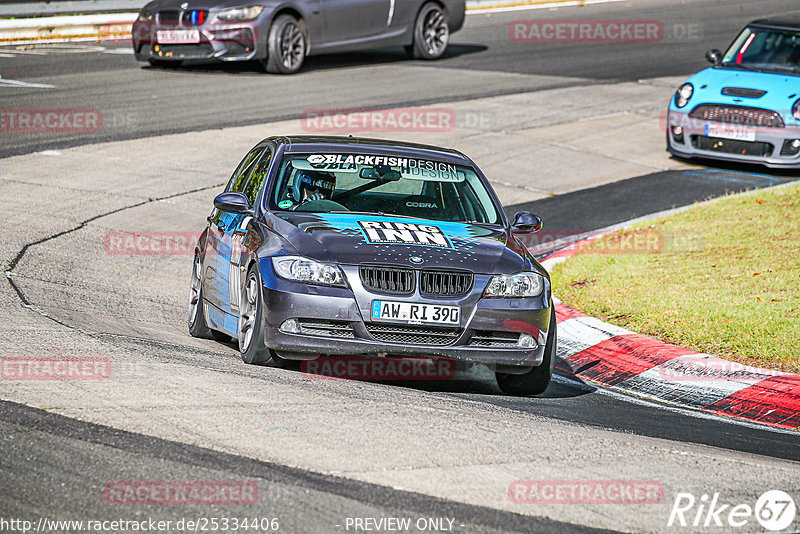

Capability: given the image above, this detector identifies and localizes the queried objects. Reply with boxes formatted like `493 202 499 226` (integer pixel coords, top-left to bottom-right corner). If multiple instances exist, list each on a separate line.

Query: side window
226 146 265 193
242 148 273 205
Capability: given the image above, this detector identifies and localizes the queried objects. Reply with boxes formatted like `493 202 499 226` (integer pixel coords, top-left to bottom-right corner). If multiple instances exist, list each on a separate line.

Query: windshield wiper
766 64 800 73
720 61 760 72
327 210 385 216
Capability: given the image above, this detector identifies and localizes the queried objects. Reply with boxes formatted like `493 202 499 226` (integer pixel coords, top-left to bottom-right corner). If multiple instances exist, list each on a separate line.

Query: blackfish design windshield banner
358 221 453 249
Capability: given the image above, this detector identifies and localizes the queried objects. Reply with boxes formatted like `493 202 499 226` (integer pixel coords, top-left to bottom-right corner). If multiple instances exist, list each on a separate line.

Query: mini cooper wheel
188 254 213 339
408 3 450 60
495 307 557 396
238 265 271 364
263 14 307 74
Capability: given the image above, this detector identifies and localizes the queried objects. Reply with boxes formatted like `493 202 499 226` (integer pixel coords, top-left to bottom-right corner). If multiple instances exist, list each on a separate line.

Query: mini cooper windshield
722 26 800 74
270 153 502 224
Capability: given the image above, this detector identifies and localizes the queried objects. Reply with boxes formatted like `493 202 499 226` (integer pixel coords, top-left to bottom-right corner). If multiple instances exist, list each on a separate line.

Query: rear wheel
238 266 272 364
188 254 213 339
495 307 557 396
407 3 450 60
263 14 307 74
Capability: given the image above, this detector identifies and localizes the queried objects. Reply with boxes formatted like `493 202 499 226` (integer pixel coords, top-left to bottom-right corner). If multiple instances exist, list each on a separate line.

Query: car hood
267 212 530 274
143 0 267 12
682 67 800 120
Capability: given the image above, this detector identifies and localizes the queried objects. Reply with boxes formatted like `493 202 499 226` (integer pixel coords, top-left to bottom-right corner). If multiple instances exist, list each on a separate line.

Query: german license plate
704 124 756 142
156 29 200 44
371 300 460 325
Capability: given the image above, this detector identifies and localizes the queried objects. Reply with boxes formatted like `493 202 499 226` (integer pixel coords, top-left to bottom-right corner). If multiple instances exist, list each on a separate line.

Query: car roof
749 14 800 31
262 135 473 166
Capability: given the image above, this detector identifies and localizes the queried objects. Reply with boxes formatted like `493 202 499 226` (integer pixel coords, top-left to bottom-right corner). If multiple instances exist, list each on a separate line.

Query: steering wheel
293 199 350 212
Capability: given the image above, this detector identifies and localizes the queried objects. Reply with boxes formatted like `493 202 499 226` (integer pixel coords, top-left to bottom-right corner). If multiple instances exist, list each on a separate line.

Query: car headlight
215 5 265 21
272 256 346 287
484 272 543 298
793 99 800 121
674 83 693 108
138 8 154 21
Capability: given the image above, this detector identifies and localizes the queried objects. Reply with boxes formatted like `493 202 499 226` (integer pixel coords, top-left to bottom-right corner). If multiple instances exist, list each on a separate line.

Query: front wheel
238 266 272 364
262 14 307 74
408 3 450 60
148 59 182 68
495 307 557 396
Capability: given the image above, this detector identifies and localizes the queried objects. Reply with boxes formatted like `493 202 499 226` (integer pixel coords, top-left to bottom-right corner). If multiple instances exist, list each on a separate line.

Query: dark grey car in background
132 0 465 73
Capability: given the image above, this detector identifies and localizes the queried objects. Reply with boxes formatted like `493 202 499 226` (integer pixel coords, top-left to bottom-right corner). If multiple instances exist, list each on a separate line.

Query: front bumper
666 110 800 169
258 262 552 368
132 20 264 62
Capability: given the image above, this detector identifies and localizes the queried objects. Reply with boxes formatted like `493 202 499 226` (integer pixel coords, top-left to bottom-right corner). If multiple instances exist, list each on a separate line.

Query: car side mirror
214 192 253 214
511 211 543 233
705 48 722 65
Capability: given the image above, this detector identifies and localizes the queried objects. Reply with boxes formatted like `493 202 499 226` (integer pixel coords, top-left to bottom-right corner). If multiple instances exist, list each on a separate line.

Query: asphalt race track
1 0 799 533
2 0 800 158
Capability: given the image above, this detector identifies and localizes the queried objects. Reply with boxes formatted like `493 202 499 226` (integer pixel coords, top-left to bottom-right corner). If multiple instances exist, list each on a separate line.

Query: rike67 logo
668 490 796 531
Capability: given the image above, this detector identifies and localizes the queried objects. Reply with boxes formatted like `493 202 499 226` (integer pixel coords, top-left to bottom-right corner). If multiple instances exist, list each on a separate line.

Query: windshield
721 26 800 73
269 153 502 224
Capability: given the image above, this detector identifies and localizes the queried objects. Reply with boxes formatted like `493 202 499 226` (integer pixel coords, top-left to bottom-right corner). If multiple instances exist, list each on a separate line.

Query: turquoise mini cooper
667 15 800 169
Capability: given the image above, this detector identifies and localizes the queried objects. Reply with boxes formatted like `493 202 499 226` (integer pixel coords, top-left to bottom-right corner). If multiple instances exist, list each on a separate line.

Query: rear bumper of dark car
259 264 551 368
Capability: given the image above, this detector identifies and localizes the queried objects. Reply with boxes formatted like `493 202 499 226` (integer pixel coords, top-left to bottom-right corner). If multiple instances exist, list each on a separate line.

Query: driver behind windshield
289 170 336 209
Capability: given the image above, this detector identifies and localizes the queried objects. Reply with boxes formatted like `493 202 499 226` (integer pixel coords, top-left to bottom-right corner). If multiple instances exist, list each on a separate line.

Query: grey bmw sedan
132 0 465 73
189 136 557 395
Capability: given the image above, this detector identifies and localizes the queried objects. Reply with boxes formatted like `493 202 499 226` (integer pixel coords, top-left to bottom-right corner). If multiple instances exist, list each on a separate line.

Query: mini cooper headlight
793 98 800 121
138 8 154 21
484 272 543 298
215 5 265 21
272 256 346 287
675 83 693 108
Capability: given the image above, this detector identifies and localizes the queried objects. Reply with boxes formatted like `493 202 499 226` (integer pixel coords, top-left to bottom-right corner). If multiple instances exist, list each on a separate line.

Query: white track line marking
468 0 624 15
0 76 54 88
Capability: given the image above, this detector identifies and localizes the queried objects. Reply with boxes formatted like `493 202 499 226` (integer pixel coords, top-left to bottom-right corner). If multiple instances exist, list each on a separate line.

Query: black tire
211 331 232 343
148 59 181 68
408 3 450 60
188 254 213 339
238 265 272 365
271 350 302 370
262 14 307 74
496 307 557 396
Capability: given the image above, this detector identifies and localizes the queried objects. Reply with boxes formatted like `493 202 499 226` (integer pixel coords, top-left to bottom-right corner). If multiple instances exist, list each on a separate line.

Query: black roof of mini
750 15 800 31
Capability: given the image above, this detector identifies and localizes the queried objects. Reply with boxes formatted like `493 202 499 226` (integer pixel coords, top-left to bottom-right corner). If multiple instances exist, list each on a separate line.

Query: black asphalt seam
4 182 224 314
